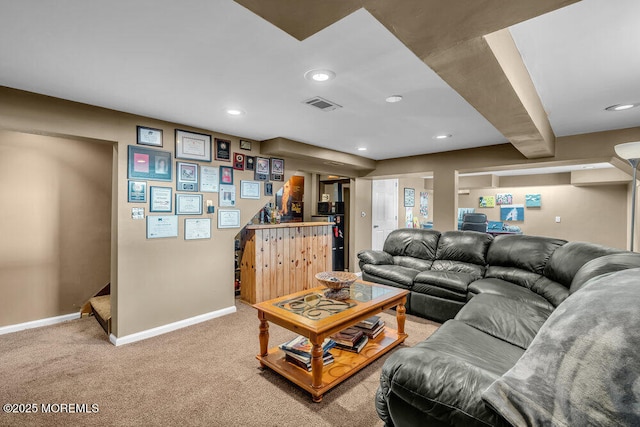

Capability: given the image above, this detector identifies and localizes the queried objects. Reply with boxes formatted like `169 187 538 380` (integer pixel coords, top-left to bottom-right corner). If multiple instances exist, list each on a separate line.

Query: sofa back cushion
544 241 624 288
383 228 440 260
393 256 434 271
487 234 566 275
570 252 640 293
435 230 493 265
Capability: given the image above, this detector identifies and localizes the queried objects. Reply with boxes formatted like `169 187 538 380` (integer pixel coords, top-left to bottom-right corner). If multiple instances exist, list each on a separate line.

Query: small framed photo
176 161 198 192
137 126 163 147
240 180 261 199
218 209 241 229
255 157 270 181
240 139 252 150
175 129 212 162
404 188 415 207
176 193 203 215
128 146 172 181
149 186 173 213
271 158 284 181
233 152 245 170
220 166 234 185
185 218 211 240
215 138 231 161
245 156 255 171
128 180 147 203
219 184 236 207
264 182 273 196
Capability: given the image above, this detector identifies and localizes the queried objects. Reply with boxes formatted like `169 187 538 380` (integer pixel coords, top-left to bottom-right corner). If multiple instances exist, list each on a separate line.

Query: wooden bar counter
240 222 334 304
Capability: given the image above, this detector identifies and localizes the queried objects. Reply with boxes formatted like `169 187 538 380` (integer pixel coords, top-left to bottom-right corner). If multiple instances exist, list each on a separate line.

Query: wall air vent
303 96 342 112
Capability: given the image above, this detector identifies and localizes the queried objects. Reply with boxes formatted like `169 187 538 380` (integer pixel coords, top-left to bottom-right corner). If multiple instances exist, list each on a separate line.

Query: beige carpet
0 299 439 427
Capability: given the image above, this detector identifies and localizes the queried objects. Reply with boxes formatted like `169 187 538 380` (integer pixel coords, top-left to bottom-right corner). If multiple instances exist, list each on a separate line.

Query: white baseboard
0 312 80 335
109 305 237 346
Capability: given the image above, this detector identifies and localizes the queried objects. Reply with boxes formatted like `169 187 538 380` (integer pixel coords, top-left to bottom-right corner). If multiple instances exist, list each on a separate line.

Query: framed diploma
184 218 211 240
215 138 231 161
176 193 203 215
175 129 212 162
254 157 270 181
176 161 198 192
149 186 173 212
219 184 236 207
128 146 172 182
137 126 163 147
218 209 241 229
200 166 219 193
240 180 260 199
146 215 179 239
128 180 147 203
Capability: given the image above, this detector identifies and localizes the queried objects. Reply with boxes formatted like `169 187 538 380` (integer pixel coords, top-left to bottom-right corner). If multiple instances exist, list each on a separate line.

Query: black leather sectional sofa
357 229 640 426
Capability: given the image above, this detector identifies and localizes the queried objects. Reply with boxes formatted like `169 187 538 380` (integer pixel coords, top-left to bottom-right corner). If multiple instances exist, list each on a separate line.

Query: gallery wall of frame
127 126 286 241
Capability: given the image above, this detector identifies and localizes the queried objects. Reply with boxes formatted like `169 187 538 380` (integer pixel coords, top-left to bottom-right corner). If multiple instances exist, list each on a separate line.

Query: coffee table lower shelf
257 328 406 402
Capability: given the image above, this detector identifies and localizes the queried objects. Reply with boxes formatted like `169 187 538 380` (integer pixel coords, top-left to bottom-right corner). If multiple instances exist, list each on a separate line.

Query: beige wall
0 131 112 326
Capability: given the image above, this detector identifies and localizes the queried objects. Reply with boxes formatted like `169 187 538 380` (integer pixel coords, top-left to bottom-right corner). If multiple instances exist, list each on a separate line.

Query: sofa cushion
413 271 475 300
487 234 566 275
382 228 440 260
380 320 524 426
468 278 555 311
435 230 493 266
544 241 624 288
357 249 393 266
392 255 433 271
455 293 553 349
482 268 640 427
570 252 640 293
431 260 485 280
361 264 419 289
529 276 569 307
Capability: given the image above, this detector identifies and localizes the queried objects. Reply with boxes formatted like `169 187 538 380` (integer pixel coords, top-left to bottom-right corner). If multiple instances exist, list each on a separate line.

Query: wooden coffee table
253 280 409 402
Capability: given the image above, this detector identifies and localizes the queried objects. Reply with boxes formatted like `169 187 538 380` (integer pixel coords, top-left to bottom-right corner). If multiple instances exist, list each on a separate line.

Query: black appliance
311 214 345 271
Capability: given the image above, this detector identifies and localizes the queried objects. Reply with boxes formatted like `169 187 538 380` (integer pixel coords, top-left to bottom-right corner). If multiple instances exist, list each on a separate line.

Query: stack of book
279 336 336 372
353 315 385 340
330 326 369 353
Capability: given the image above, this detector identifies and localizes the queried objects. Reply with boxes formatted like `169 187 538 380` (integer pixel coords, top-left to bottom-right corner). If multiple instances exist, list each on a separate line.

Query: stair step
89 295 111 334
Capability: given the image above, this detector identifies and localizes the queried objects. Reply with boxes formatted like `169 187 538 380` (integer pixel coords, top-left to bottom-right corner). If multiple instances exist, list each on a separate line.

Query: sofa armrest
357 249 394 266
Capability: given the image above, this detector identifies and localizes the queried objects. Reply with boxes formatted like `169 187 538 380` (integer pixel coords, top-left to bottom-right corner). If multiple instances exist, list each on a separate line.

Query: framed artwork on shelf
245 156 255 171
149 186 173 213
218 209 241 229
271 158 284 181
264 182 273 196
233 152 245 170
136 126 163 147
127 146 172 182
184 218 211 240
200 166 219 193
176 161 198 192
176 193 203 215
240 139 252 150
240 180 261 199
128 180 147 203
254 157 270 181
175 129 212 162
215 138 231 161
220 165 234 185
404 188 415 207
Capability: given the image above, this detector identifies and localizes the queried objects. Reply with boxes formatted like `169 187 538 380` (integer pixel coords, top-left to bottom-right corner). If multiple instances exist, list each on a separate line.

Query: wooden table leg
258 310 269 366
310 335 324 401
396 297 407 340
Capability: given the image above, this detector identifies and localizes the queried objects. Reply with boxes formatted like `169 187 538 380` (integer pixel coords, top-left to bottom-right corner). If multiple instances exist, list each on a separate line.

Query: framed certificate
176 194 203 215
149 186 172 212
219 184 236 207
200 166 219 193
176 161 198 192
240 180 260 199
137 126 163 147
218 209 241 229
128 180 147 203
184 218 211 240
146 215 178 239
175 129 212 162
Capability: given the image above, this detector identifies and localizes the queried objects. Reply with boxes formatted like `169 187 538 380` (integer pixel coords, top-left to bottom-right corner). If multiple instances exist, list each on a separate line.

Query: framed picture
240 139 252 151
146 215 179 239
255 157 270 181
184 218 211 240
245 156 255 171
175 129 212 162
240 180 261 199
127 146 172 181
218 209 241 229
404 188 415 207
215 138 231 161
233 152 245 170
220 165 234 185
128 180 147 203
176 161 198 192
176 193 203 215
137 126 163 147
149 186 173 212
271 158 284 181
200 166 219 193
131 207 145 220
264 182 273 196
219 184 236 207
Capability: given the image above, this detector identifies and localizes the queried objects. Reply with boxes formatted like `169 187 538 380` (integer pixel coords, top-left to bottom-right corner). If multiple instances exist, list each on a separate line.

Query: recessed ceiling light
304 69 336 82
357 147 367 151
226 108 245 116
605 103 639 111
385 95 403 103
433 134 452 140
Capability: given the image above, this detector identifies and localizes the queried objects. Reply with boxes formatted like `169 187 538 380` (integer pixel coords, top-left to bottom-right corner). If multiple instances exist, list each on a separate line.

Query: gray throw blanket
482 267 640 426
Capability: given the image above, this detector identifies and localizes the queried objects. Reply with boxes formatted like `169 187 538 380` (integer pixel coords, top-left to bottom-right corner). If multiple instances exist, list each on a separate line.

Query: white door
372 179 398 250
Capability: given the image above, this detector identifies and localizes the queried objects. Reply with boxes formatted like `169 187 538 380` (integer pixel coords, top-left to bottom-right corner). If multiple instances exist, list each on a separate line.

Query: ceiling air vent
303 96 342 112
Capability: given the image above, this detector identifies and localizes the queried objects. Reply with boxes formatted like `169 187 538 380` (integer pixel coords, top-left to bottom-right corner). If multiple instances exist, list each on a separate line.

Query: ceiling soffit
234 0 580 159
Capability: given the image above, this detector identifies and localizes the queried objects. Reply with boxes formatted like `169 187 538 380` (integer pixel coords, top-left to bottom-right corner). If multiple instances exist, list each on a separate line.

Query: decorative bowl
315 271 358 300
